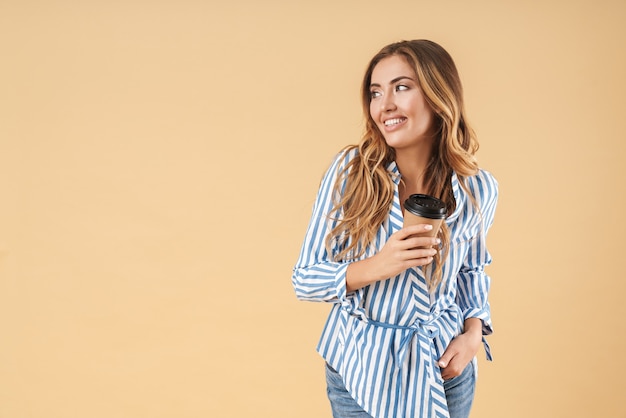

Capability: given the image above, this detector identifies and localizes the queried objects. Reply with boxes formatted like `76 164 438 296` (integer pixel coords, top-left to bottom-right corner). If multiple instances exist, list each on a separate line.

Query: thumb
438 352 454 368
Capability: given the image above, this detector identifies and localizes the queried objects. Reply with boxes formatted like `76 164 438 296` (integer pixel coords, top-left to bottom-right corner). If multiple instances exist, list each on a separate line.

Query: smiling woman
292 40 498 418
368 56 436 153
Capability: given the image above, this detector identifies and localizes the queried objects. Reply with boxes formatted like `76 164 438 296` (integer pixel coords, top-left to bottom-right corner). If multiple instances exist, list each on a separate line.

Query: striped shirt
292 148 498 418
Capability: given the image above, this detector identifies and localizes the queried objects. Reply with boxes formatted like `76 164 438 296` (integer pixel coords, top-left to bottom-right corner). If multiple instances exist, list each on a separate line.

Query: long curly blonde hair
326 40 480 290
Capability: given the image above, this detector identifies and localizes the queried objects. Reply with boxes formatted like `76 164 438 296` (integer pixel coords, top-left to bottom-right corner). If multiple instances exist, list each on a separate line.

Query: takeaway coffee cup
403 194 447 243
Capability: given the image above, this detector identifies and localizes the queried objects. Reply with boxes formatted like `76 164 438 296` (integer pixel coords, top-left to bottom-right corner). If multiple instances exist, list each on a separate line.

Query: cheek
369 102 378 121
415 101 434 123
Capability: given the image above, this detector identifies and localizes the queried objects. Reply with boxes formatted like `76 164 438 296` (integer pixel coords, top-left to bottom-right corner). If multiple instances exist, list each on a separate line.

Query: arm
292 151 439 302
456 172 498 336
345 226 439 293
291 151 351 303
438 171 499 379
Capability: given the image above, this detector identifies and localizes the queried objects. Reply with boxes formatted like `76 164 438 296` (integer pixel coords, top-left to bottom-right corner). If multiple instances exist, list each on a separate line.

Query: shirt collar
386 161 466 222
387 160 402 186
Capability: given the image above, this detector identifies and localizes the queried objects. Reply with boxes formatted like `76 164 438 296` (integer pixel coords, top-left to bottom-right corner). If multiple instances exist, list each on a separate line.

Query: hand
438 318 482 380
372 224 439 278
345 224 439 292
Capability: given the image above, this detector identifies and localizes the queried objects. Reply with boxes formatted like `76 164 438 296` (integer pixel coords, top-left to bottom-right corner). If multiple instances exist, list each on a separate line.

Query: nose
381 93 396 112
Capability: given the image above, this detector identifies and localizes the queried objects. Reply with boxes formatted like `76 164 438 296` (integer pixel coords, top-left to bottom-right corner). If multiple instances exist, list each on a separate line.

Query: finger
403 236 440 250
402 257 433 270
399 224 434 238
440 358 465 380
403 248 437 261
441 368 459 381
439 356 457 380
438 349 456 369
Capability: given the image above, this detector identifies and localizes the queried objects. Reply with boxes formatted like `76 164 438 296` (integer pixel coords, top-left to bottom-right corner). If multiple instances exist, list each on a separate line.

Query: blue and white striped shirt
292 148 498 418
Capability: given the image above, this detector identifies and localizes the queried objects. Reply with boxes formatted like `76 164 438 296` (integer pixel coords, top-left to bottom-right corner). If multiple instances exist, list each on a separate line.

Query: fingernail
435 238 441 244
424 225 433 230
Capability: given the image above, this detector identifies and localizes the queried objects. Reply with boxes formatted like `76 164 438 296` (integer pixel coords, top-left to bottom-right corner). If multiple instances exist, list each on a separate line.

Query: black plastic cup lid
403 194 447 219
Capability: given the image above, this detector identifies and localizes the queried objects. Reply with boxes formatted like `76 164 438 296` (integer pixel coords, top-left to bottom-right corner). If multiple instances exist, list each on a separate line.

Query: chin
384 134 431 151
383 137 413 149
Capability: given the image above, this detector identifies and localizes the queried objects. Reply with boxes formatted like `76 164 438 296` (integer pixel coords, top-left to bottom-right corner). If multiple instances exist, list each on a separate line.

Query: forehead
370 55 416 84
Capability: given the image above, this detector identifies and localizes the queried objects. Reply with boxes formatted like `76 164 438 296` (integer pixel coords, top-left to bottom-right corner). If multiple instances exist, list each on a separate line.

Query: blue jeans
325 361 475 418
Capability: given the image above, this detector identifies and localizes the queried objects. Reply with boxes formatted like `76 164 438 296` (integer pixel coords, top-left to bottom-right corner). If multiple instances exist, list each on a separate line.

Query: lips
384 117 406 126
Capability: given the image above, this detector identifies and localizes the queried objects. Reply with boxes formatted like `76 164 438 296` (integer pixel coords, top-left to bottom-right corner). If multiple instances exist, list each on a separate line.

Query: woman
292 40 498 418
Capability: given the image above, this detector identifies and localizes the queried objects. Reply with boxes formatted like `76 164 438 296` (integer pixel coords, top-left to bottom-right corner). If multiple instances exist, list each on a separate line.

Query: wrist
346 257 373 292
463 317 483 338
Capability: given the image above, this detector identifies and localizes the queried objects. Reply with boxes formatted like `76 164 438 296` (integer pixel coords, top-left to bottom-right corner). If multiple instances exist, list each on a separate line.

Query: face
369 55 436 151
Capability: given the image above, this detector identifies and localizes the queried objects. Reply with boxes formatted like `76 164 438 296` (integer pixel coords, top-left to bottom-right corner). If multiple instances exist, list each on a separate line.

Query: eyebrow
370 76 415 88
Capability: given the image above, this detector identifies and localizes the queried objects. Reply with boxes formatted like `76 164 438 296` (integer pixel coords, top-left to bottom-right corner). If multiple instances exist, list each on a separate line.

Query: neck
395 143 433 194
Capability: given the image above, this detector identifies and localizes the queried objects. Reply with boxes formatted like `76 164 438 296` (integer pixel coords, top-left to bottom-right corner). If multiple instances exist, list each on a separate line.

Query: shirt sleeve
456 170 499 336
292 151 353 304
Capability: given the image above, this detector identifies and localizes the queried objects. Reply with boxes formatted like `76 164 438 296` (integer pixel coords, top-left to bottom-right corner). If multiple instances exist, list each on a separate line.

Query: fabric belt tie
366 318 440 369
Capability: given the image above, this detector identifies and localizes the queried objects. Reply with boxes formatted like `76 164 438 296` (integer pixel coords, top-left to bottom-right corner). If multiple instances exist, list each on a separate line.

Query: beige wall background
1 0 624 417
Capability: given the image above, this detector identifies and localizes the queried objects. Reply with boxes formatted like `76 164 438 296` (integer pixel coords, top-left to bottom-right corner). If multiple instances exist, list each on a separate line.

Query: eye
395 84 409 92
370 90 382 99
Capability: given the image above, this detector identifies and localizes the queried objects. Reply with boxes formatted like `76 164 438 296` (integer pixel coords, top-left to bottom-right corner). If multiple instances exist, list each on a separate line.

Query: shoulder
324 146 359 178
332 146 359 168
317 146 360 192
470 169 498 190
466 169 499 208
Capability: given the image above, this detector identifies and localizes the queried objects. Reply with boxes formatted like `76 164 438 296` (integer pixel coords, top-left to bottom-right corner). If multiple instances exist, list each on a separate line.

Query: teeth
384 118 404 126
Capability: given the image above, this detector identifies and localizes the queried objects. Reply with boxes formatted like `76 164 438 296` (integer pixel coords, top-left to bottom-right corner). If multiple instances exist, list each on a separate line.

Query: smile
384 117 406 126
